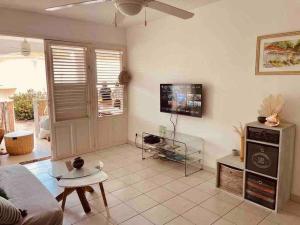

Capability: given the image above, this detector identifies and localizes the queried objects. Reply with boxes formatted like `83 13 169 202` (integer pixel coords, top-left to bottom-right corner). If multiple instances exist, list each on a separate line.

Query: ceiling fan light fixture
115 0 144 16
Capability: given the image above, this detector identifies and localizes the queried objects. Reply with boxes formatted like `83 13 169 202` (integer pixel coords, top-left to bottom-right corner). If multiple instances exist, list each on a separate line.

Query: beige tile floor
21 144 300 225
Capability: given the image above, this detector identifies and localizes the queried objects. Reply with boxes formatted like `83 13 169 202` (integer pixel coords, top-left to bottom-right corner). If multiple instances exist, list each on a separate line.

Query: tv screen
160 84 202 118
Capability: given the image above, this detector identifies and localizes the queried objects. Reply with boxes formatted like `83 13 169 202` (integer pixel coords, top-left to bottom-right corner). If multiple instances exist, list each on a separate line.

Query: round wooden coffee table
4 130 34 155
58 171 108 213
49 164 108 213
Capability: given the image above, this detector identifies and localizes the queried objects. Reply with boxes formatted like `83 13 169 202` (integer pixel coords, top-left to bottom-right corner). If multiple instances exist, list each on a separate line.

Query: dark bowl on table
257 116 267 124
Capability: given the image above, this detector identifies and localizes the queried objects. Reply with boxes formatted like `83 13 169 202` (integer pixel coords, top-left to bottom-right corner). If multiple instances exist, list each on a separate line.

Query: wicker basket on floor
4 131 34 155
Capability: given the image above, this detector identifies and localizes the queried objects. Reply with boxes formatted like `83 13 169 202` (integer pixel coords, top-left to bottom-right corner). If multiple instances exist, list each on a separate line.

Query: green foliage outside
11 89 46 121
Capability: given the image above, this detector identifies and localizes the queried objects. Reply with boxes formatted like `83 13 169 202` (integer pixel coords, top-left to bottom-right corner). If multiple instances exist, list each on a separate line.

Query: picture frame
255 31 300 75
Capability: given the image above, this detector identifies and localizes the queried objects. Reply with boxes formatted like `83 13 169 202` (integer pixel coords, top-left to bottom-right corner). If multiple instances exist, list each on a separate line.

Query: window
95 49 123 117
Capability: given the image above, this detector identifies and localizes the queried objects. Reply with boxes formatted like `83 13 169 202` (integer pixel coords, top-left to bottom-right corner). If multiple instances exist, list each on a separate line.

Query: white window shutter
95 49 123 117
50 45 89 122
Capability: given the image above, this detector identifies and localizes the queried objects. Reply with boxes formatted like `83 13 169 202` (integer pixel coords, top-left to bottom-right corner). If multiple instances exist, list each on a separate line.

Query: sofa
0 165 63 225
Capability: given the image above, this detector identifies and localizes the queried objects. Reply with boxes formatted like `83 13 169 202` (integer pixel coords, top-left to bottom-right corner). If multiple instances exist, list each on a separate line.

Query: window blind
50 45 88 122
95 49 123 117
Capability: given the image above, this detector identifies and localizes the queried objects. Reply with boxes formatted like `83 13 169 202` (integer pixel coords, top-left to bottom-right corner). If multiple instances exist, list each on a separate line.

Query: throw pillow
0 188 8 200
0 196 21 225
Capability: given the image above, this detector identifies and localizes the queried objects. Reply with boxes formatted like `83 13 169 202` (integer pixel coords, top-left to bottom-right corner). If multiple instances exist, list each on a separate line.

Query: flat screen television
160 84 202 118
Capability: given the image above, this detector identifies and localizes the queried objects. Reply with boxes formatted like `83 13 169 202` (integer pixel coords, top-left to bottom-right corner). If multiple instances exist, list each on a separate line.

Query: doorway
0 35 51 165
44 40 94 160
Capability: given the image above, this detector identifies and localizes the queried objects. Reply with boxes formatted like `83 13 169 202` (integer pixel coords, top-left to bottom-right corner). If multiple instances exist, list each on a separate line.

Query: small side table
58 171 108 213
49 163 108 214
216 155 244 196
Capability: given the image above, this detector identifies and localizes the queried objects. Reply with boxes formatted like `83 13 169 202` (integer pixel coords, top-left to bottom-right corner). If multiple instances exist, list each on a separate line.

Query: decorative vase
73 157 84 169
240 136 245 162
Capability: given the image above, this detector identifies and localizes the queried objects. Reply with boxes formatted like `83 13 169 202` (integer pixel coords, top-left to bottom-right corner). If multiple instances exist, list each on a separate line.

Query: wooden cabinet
216 122 295 211
245 121 295 211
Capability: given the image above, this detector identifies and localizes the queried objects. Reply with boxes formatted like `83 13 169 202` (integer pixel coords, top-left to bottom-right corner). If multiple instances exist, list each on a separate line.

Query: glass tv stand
142 131 204 176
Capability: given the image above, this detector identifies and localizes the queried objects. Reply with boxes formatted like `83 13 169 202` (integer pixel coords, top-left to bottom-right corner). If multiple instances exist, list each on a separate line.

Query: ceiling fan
45 0 194 20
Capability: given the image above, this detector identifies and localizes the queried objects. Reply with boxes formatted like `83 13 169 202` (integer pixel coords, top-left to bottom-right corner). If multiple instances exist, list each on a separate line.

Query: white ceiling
0 0 219 27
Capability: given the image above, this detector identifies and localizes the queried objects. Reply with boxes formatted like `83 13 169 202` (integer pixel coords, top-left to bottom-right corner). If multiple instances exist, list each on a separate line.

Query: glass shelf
142 131 204 176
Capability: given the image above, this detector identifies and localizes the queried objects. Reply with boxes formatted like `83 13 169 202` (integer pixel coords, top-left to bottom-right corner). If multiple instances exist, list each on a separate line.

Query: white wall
0 8 126 46
127 0 300 196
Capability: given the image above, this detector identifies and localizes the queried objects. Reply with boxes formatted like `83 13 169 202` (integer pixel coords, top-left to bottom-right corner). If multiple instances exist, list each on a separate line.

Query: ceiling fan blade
146 1 194 19
46 0 111 11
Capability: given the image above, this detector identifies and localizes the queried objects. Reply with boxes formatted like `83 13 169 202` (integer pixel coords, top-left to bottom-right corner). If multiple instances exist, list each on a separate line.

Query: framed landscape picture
256 31 300 75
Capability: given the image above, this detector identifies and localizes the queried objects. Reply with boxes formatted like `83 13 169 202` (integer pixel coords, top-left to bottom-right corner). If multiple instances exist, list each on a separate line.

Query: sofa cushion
0 196 22 225
0 165 63 225
0 188 8 200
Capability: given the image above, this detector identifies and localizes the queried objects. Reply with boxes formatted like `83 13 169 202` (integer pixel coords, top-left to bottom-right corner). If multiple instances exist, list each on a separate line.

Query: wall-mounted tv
160 84 203 118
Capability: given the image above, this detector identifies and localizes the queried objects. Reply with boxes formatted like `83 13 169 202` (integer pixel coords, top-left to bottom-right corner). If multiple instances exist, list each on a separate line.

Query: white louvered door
45 40 94 159
93 48 128 149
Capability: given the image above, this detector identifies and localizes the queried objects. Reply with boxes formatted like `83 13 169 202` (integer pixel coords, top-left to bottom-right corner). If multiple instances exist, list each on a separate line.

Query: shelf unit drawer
219 164 243 196
245 172 277 210
246 142 279 178
247 127 280 144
